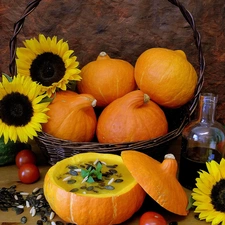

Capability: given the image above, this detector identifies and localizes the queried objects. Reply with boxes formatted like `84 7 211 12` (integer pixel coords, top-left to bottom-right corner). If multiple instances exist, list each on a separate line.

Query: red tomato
18 163 40 184
15 149 36 168
139 211 167 225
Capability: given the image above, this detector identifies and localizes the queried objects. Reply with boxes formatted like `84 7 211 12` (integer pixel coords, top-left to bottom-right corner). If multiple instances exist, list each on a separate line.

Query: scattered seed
37 220 43 225
15 207 24 215
194 215 200 220
106 164 118 168
49 211 55 220
63 176 72 182
51 221 56 225
107 178 114 185
21 216 27 224
80 186 86 189
69 170 78 176
14 195 18 200
67 179 76 184
31 207 36 217
67 165 78 170
36 194 43 200
86 186 94 191
105 185 115 190
81 176 88 184
109 169 117 174
32 187 40 194
20 192 29 196
56 221 64 225
93 159 99 165
41 215 48 222
70 188 79 193
74 168 81 172
26 200 30 208
100 161 107 165
114 179 123 183
17 205 24 208
83 191 87 194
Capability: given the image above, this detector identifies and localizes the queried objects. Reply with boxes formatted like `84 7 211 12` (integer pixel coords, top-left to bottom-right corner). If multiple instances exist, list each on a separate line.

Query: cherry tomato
18 163 40 184
139 211 167 225
15 149 36 168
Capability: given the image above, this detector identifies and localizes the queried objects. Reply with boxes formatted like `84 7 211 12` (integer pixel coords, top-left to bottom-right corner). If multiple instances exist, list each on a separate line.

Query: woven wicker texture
9 0 205 164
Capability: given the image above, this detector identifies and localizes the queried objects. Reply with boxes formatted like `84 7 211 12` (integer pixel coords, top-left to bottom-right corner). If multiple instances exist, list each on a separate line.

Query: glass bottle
178 93 225 190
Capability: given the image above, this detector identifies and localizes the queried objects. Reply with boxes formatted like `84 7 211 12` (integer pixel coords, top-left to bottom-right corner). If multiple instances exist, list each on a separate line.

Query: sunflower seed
32 187 40 194
20 192 29 196
36 194 43 200
107 178 114 185
26 200 30 208
63 176 72 182
49 211 55 220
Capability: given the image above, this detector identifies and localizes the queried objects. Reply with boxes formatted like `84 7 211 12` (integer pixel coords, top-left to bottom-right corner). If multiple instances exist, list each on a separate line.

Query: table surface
0 138 210 225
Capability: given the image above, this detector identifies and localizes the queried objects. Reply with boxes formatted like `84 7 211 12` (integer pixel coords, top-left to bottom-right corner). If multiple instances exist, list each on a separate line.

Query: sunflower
16 34 81 97
0 74 50 144
192 158 225 225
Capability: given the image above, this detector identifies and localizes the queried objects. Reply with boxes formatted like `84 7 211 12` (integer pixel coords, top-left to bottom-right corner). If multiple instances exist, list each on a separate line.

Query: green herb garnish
81 161 103 183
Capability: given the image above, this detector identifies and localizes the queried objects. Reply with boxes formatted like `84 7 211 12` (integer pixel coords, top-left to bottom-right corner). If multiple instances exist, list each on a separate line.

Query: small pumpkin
77 51 136 107
121 150 188 216
42 90 97 142
134 47 198 108
96 90 168 143
43 152 146 225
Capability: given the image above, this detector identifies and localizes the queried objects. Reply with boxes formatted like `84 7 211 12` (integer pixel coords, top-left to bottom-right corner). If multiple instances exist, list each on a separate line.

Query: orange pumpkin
43 152 146 225
96 90 168 143
77 51 136 107
42 90 97 142
121 150 189 216
134 48 198 108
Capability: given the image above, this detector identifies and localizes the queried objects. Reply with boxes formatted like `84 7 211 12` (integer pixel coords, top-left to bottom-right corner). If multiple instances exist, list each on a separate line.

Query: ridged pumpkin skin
42 90 97 142
134 48 197 108
77 52 136 107
96 90 168 143
121 150 188 216
43 152 146 225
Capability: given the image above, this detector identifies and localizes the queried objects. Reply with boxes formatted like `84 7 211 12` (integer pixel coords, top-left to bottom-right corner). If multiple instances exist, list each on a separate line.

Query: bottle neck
197 93 217 124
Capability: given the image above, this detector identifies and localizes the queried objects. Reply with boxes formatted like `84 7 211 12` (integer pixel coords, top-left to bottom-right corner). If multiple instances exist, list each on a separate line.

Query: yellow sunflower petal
206 160 221 182
212 213 225 225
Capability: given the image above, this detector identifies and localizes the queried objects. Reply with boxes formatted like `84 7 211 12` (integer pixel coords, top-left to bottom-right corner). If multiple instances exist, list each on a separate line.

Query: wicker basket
9 0 205 165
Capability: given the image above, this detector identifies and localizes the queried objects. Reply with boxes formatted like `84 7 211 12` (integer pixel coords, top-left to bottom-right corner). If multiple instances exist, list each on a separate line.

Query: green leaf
2 73 13 82
80 161 103 183
187 194 195 210
81 169 89 178
87 176 95 183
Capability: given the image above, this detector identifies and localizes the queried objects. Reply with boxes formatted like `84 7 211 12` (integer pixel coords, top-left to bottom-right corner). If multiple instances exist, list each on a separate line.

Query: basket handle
9 0 42 76
9 0 205 117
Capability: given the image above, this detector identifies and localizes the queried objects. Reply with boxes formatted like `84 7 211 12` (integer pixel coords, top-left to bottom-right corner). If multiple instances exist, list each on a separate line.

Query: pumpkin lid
121 150 188 216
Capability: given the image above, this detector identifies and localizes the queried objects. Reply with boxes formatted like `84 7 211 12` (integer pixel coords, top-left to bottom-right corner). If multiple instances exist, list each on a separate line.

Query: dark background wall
1 0 225 123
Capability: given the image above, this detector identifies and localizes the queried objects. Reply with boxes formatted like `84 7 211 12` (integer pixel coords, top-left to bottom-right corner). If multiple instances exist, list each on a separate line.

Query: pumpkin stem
161 153 178 177
97 51 110 60
143 94 150 103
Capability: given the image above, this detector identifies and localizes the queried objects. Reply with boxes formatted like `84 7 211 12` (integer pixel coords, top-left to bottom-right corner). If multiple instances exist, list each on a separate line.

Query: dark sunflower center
0 92 33 127
30 52 66 86
211 178 225 212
